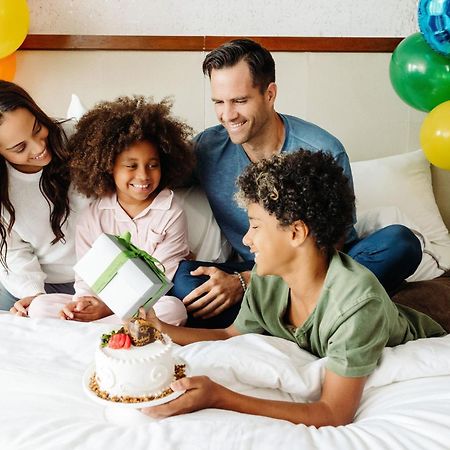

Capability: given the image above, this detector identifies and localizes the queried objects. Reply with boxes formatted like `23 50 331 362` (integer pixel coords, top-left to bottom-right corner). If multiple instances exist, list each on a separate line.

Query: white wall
14 1 450 227
28 0 419 37
22 0 425 154
14 50 426 161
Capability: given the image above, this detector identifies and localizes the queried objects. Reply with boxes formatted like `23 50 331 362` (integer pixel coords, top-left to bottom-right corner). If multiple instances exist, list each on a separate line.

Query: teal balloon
418 0 450 56
389 32 450 112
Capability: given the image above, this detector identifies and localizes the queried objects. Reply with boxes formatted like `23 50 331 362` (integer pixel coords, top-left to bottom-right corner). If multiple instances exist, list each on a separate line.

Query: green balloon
390 32 450 112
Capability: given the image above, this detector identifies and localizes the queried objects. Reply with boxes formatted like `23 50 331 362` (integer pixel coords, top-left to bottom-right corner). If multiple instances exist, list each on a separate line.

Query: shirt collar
97 188 174 217
6 160 43 182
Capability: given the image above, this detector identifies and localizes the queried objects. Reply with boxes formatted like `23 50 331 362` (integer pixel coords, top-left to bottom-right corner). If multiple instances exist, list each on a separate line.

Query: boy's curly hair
69 96 195 197
236 150 355 254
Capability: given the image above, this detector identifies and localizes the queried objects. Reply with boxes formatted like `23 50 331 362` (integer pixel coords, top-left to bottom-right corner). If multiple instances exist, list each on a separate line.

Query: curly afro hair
236 149 355 254
69 96 195 197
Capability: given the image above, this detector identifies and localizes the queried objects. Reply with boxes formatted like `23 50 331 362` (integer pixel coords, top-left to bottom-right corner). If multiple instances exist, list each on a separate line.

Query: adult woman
0 81 87 313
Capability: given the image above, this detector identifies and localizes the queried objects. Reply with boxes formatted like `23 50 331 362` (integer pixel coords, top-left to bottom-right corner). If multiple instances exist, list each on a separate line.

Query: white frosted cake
95 334 175 398
90 318 184 402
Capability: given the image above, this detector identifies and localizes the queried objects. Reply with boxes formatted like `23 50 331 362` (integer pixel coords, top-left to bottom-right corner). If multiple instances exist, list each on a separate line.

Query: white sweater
0 162 89 298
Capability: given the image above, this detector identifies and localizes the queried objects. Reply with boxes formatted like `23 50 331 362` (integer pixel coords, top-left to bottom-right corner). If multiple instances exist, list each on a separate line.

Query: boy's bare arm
156 313 241 345
142 369 367 427
221 369 366 426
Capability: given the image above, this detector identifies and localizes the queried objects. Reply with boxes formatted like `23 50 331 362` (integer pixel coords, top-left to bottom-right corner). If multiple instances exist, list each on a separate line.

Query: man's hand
183 267 245 318
10 294 42 317
60 296 113 322
141 376 224 419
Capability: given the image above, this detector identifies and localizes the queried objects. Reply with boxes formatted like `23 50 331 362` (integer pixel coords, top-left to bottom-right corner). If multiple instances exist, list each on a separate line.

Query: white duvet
0 314 449 450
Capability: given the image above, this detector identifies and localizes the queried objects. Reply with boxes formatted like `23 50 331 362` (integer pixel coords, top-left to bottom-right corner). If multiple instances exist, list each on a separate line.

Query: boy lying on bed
141 149 446 426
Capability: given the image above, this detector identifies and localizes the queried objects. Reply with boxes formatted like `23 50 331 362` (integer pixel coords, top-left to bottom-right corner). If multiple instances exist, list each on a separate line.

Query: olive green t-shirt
233 251 446 377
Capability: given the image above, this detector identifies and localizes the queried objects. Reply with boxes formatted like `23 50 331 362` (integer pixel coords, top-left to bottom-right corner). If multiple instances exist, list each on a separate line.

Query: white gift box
74 233 173 320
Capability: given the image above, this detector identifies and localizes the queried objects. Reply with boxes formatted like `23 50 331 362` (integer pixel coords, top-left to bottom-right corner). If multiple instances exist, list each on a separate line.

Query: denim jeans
0 282 75 311
171 224 422 328
345 224 422 295
171 260 254 328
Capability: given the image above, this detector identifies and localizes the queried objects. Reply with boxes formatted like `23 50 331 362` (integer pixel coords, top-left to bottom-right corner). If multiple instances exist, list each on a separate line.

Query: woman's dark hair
69 96 194 198
202 39 275 93
0 81 71 269
236 150 355 255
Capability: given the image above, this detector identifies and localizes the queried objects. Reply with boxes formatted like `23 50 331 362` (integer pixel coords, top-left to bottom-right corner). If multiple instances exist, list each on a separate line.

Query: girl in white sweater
0 81 87 313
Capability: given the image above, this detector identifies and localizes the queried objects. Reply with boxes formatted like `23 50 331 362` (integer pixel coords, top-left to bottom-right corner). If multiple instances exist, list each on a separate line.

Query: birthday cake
90 318 185 402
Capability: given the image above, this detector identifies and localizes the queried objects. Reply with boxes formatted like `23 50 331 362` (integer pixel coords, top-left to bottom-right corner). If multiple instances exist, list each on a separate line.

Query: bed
2 104 450 450
0 313 449 450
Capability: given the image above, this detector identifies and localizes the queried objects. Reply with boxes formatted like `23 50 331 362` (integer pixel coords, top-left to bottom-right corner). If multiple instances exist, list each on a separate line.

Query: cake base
82 362 188 408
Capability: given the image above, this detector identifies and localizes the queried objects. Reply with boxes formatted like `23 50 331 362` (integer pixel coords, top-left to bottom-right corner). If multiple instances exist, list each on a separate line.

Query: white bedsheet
0 314 449 450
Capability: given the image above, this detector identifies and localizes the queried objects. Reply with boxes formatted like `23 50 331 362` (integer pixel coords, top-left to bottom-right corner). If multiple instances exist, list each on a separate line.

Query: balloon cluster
0 0 29 82
390 0 450 170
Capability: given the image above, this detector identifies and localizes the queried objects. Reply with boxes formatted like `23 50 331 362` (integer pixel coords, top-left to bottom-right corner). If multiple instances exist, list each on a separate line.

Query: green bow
91 232 169 314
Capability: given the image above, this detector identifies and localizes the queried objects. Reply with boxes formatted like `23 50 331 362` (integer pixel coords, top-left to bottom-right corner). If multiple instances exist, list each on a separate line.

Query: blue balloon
418 0 450 56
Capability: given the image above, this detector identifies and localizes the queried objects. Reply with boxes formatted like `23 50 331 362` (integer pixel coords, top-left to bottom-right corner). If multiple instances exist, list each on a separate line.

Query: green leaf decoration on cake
100 327 125 347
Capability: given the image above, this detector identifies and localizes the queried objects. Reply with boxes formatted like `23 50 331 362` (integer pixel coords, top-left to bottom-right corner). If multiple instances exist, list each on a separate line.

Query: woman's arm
0 228 46 298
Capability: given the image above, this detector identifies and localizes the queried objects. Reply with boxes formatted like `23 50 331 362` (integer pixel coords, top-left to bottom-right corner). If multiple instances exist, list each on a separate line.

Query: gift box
74 232 173 320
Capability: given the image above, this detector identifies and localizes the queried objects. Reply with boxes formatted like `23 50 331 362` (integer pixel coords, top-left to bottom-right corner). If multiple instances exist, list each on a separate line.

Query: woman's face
0 107 51 173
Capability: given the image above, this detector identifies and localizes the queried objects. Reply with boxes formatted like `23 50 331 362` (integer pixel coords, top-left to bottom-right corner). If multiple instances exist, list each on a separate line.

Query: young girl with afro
138 149 445 425
28 96 195 325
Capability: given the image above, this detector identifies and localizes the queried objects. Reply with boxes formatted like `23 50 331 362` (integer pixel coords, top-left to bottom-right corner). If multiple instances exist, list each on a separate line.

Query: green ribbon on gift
91 232 169 314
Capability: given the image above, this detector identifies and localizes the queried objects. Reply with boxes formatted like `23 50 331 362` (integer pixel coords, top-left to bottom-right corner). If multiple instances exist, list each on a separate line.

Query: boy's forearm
215 388 345 427
159 322 232 346
215 369 365 426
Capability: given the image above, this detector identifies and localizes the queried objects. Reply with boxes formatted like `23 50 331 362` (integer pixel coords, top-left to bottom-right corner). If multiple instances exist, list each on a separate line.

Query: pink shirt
74 188 189 297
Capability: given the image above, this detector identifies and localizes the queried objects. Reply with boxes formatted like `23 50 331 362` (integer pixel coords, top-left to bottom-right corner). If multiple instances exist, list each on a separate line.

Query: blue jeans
171 260 254 328
172 224 422 328
0 282 75 311
345 224 422 295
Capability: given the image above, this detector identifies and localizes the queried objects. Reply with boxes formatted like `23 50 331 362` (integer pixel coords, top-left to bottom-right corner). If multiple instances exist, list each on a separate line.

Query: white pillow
355 206 445 281
66 93 87 120
351 150 450 276
174 187 232 263
63 94 87 138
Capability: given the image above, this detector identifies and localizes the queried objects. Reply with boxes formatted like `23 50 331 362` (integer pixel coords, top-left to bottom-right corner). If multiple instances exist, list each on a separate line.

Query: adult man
172 38 422 328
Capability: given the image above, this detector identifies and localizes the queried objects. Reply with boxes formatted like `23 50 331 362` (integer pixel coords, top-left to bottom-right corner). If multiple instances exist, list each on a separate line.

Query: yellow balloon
0 0 30 59
0 52 16 81
420 100 450 171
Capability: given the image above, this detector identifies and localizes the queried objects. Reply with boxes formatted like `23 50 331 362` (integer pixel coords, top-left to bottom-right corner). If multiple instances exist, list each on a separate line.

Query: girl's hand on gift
60 299 85 320
60 296 113 322
10 294 43 317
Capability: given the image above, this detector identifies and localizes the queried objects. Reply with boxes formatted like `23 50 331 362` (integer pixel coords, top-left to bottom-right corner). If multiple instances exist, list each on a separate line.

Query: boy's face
242 202 295 277
0 107 51 174
210 60 276 147
112 140 161 208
